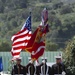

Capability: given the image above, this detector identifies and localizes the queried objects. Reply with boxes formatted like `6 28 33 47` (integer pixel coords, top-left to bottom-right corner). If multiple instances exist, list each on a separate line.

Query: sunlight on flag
11 14 32 59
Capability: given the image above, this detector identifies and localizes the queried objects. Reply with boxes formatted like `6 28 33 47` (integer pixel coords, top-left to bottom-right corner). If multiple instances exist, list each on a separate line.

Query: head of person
28 57 31 61
16 57 22 65
55 56 62 64
42 57 47 64
28 57 33 64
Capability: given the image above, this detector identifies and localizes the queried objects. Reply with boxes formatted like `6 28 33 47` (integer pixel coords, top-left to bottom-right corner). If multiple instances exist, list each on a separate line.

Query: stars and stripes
11 15 32 59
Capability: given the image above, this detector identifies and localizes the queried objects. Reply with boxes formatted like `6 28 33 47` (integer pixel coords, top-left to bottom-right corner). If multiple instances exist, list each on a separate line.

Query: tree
46 40 59 51
13 0 28 9
53 2 63 9
49 15 62 29
32 7 42 22
61 17 75 38
0 41 11 51
63 36 75 75
60 5 73 14
39 0 50 3
0 5 4 13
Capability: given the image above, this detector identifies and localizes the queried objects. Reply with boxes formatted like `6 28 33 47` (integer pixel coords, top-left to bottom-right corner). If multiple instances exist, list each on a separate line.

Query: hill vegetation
0 0 75 51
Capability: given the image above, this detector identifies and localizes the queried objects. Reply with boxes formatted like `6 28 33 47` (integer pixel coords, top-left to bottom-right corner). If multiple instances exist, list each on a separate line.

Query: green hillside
0 0 75 51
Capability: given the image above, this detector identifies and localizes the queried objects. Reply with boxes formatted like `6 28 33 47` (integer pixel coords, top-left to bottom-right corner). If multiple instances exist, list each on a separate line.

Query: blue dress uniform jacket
26 63 35 75
11 64 26 75
35 63 43 75
52 63 66 75
41 63 52 75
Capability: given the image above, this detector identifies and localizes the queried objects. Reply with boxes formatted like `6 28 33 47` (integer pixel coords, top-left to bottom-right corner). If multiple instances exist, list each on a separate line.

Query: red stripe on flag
11 30 32 56
12 40 29 46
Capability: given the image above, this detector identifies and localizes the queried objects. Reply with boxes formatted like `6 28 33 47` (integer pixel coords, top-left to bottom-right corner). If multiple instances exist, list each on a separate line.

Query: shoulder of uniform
61 63 65 67
20 65 24 68
52 64 56 66
47 65 50 67
52 64 57 67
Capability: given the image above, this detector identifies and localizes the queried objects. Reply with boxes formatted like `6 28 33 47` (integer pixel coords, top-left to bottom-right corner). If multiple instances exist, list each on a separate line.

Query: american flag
11 15 32 59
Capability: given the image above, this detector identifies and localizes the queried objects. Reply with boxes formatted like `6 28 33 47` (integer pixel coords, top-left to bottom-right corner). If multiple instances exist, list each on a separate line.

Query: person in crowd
52 55 66 75
26 57 35 75
40 57 52 75
35 60 43 75
11 57 26 75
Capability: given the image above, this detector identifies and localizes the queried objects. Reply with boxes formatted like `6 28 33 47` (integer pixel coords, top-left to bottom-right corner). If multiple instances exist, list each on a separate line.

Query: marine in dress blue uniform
41 57 52 75
11 57 26 75
52 56 66 75
26 57 35 75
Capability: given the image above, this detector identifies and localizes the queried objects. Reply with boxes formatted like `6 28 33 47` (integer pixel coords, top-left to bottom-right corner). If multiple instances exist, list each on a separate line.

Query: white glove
62 71 66 75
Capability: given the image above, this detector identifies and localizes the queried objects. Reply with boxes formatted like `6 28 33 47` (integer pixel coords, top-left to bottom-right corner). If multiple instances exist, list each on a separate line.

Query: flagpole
29 8 35 75
42 7 48 75
44 35 46 75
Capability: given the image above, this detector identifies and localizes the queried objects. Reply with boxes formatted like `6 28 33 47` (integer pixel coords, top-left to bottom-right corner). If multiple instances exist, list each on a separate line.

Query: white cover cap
55 56 61 59
41 57 47 63
42 60 46 63
11 56 22 61
16 57 22 60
